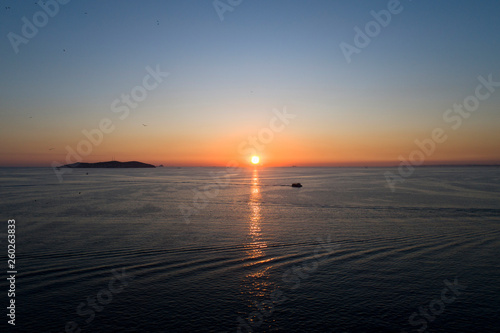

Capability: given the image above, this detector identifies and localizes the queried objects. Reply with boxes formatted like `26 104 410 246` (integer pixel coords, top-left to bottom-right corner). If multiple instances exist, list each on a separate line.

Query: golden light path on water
248 168 266 260
240 168 276 327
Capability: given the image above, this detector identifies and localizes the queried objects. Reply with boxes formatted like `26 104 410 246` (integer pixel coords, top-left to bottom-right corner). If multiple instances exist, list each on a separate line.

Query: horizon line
1 162 500 168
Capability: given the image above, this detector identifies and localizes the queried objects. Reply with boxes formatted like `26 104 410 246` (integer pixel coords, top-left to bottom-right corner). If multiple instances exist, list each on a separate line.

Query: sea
0 166 499 332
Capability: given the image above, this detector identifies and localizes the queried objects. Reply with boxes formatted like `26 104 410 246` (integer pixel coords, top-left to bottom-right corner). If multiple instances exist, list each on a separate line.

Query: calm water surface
0 167 499 332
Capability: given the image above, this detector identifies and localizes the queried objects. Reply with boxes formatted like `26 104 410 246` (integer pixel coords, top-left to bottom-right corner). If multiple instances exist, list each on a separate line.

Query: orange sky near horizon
2 113 499 167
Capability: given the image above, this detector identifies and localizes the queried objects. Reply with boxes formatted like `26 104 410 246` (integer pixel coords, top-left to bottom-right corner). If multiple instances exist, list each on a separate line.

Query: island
61 161 156 168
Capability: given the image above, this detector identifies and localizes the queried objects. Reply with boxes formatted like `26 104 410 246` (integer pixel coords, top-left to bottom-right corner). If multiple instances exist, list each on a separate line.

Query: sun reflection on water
240 168 275 309
247 168 267 259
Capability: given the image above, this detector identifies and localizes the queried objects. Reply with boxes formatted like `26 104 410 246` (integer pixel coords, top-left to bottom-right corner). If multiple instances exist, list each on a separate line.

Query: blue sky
1 0 499 166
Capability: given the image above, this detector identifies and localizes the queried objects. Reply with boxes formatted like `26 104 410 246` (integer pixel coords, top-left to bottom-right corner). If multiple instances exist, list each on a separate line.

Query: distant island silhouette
62 161 156 168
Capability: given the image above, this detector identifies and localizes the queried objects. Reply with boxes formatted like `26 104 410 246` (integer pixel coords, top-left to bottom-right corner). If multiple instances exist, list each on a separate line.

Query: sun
251 156 260 164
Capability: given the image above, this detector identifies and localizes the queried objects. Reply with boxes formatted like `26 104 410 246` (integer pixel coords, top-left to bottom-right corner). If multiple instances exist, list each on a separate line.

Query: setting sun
251 156 260 164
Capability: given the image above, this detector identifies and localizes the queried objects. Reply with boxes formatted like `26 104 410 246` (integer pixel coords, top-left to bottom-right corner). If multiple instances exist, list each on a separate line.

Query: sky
1 0 499 167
